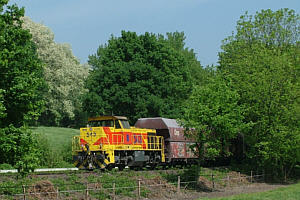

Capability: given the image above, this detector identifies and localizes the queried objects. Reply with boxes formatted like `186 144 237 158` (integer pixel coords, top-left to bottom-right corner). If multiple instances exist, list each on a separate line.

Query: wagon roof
135 117 182 129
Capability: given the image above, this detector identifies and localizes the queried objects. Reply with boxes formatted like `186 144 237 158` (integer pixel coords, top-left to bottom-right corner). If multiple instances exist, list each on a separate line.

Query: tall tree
218 9 300 177
0 0 45 174
0 2 44 127
182 74 247 162
22 17 89 126
85 31 202 123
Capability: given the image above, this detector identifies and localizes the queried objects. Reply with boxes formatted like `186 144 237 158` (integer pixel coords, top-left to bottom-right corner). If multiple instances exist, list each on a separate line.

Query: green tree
22 17 89 126
0 126 41 175
218 9 300 178
0 1 44 127
182 75 246 162
0 1 45 174
85 31 202 123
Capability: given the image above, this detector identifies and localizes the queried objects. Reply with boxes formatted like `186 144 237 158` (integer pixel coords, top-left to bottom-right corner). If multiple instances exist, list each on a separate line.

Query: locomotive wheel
106 164 113 171
147 164 156 170
118 165 125 171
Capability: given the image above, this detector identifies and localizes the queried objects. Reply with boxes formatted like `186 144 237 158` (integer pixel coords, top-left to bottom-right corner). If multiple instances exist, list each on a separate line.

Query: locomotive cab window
88 120 114 127
115 120 121 129
102 120 114 127
88 120 101 127
120 119 130 129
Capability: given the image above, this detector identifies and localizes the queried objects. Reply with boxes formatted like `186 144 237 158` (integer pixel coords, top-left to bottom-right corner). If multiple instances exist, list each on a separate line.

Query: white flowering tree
23 17 89 126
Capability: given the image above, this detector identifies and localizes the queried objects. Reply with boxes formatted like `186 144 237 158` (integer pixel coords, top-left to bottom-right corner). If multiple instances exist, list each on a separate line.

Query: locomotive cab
87 116 131 129
72 116 165 170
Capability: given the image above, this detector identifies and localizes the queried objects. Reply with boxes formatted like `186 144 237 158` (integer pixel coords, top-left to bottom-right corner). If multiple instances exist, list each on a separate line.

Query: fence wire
0 171 265 200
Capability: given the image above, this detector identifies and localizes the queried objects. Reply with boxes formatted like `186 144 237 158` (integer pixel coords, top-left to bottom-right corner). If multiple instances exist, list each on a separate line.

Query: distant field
31 126 79 151
204 181 300 200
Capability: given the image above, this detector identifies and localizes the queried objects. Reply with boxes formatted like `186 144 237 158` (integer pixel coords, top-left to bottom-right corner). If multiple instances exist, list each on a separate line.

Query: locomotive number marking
86 132 96 137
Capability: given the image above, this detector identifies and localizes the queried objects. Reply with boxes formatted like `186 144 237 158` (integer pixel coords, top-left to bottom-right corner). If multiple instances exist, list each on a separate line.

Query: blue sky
10 0 300 66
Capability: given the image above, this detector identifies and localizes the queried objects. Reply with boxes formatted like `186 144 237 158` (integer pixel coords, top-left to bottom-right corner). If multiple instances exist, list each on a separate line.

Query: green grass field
31 126 80 167
203 181 300 200
31 126 79 151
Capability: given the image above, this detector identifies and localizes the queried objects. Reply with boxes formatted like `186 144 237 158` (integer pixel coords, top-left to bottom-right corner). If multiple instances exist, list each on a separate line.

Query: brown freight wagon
135 117 198 167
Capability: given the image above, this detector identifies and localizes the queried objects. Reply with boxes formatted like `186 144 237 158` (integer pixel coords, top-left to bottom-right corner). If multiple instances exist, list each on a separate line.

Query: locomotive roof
135 117 182 129
88 116 128 121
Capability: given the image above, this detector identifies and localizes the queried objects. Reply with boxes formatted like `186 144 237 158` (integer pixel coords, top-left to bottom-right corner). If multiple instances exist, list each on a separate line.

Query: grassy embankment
25 127 299 199
0 167 193 199
1 167 299 200
31 126 79 168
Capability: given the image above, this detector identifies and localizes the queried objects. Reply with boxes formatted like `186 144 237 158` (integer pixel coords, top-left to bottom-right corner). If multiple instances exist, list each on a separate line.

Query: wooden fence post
56 187 59 200
211 173 214 189
159 180 162 193
22 185 26 200
113 182 116 200
138 179 141 198
85 183 89 200
250 171 253 183
177 176 180 193
227 175 230 187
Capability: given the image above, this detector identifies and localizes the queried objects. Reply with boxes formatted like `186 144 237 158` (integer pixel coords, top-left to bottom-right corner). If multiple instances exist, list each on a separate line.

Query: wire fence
0 170 265 200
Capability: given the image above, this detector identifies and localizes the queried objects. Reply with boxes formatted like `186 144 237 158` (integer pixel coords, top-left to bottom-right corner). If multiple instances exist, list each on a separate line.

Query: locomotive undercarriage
73 150 162 170
164 158 198 168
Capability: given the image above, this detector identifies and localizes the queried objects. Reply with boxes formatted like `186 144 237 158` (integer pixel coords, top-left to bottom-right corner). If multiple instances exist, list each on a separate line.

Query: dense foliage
182 8 299 178
218 9 300 177
85 31 203 123
22 17 89 126
0 1 44 127
0 0 45 174
182 74 247 161
0 126 41 174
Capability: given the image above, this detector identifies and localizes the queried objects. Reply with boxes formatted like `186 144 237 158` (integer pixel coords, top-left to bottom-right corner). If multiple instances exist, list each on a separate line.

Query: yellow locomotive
72 116 165 170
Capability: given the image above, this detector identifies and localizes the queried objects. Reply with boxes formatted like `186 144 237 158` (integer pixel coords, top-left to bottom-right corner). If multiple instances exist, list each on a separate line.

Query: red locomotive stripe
92 127 149 147
93 138 101 145
93 137 109 145
80 138 87 145
103 127 113 144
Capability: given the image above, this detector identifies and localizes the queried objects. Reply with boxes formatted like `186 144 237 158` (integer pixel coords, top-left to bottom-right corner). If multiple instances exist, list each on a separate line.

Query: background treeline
0 0 299 178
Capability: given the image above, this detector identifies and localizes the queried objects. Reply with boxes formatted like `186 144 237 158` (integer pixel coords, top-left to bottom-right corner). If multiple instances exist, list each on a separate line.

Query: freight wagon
135 117 198 167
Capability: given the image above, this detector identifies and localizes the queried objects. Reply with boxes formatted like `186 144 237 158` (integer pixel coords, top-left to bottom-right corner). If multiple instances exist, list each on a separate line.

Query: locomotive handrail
147 136 163 150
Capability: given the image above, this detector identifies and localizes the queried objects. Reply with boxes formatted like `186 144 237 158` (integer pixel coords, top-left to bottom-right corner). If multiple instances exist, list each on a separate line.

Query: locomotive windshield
120 119 130 129
88 120 114 127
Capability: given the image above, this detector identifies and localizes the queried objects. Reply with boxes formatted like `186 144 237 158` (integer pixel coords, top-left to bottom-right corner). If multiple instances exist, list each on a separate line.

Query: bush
0 125 41 176
0 163 14 170
35 132 74 168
